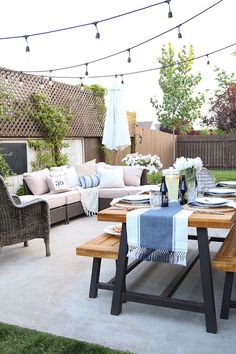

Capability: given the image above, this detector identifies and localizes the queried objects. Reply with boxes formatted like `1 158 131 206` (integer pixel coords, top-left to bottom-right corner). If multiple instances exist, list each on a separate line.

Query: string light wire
23 0 223 74
33 41 236 81
0 1 169 41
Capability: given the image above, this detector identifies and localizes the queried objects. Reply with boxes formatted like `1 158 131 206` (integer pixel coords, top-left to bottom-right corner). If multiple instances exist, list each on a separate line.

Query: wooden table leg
197 227 217 334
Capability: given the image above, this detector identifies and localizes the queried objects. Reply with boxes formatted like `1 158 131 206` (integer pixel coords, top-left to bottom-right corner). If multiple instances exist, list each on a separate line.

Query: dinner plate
217 181 236 187
205 188 235 195
195 197 228 206
122 195 150 202
104 224 122 236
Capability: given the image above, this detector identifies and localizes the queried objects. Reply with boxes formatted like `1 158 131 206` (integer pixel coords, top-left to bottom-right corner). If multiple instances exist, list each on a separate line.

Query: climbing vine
27 92 73 170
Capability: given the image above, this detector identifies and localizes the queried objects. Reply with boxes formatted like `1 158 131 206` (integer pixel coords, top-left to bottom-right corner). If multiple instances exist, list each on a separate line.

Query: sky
0 0 235 125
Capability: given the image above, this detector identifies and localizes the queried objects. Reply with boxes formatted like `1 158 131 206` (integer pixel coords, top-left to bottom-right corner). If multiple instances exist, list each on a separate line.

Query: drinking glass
162 168 179 201
149 190 161 208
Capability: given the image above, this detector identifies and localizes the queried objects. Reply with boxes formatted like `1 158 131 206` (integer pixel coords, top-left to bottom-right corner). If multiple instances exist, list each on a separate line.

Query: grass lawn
147 170 236 185
0 322 130 354
210 170 236 183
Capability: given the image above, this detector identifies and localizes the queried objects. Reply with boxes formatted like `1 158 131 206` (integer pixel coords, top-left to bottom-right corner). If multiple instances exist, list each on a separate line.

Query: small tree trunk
172 128 176 164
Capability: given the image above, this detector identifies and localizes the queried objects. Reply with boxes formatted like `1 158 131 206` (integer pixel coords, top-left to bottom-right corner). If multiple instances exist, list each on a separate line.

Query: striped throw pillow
79 174 100 189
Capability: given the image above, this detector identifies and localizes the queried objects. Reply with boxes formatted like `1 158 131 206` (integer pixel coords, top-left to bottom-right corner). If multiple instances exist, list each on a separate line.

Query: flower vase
185 168 197 203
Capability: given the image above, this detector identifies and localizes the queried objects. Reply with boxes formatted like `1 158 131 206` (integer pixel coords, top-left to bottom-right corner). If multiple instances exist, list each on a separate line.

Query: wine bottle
160 176 169 207
180 175 187 205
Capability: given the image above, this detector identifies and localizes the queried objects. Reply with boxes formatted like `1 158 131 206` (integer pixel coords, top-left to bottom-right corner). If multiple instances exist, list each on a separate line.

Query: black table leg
197 227 217 334
111 223 128 315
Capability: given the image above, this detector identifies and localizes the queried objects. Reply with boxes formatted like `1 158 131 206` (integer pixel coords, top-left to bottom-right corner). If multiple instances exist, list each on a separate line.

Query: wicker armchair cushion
23 168 50 195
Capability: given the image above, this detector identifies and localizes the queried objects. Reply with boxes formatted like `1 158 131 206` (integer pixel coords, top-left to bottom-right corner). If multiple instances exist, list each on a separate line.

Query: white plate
206 188 235 195
195 197 228 206
104 224 122 236
122 195 150 202
218 181 236 187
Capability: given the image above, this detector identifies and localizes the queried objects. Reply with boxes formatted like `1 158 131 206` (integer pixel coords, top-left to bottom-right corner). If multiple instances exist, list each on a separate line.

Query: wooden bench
76 233 120 298
212 224 236 319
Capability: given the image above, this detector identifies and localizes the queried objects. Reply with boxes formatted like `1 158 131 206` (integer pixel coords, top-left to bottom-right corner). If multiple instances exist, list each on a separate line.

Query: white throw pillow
46 173 72 193
64 166 79 187
98 167 125 188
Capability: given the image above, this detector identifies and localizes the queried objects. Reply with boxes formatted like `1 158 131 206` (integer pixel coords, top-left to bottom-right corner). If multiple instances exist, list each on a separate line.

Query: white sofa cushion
65 190 81 204
23 168 51 195
39 193 66 209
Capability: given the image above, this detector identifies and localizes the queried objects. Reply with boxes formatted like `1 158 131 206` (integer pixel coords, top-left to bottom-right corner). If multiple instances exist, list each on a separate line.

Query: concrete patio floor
0 215 235 354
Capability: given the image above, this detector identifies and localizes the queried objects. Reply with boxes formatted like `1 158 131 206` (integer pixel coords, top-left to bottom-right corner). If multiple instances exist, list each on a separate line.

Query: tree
201 68 236 132
150 43 205 159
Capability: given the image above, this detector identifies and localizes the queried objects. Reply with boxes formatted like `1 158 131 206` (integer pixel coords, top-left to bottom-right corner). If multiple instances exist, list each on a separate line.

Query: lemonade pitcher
162 168 179 202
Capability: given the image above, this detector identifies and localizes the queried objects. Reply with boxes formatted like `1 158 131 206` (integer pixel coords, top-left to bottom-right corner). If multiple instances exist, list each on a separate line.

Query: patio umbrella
102 79 131 151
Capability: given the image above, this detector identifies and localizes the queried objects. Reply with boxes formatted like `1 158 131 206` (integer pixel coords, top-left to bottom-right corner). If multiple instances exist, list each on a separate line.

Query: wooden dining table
97 206 236 334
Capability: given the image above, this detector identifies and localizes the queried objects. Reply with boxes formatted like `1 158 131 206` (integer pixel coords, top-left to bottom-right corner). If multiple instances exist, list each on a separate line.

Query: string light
40 77 44 88
24 35 30 52
48 70 53 86
127 49 131 63
4 73 9 83
23 1 222 74
85 63 89 76
80 77 84 90
177 26 182 39
166 0 173 18
93 22 100 39
0 1 171 42
19 72 23 86
38 42 236 82
206 54 210 65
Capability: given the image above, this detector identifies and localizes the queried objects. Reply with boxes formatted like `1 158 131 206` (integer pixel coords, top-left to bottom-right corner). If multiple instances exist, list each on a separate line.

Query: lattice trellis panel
0 68 104 138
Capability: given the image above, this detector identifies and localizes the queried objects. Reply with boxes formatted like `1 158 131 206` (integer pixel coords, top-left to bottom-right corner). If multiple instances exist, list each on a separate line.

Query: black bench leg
220 272 234 320
111 223 128 315
89 257 101 298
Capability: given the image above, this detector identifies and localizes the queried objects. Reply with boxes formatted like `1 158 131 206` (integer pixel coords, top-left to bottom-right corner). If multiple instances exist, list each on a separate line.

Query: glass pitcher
162 168 179 202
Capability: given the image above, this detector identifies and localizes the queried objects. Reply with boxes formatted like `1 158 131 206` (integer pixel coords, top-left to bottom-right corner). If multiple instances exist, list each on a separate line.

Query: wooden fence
177 135 236 169
134 127 176 168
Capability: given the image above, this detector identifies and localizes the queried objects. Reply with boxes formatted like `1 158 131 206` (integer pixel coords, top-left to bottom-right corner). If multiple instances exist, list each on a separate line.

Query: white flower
174 156 203 172
122 153 163 174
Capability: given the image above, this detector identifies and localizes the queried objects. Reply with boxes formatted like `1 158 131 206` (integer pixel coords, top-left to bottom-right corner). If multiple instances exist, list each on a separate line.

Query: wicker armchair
0 176 50 256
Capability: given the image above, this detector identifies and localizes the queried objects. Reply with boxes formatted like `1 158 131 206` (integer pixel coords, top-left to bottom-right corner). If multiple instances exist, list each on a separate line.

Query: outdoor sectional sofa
21 161 152 225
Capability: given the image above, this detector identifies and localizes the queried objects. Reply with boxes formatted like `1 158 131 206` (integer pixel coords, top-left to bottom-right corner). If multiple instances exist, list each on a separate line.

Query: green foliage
0 151 11 178
85 84 107 127
151 43 205 134
201 68 236 132
147 171 162 184
0 85 13 120
27 92 73 169
0 322 128 354
16 184 25 196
